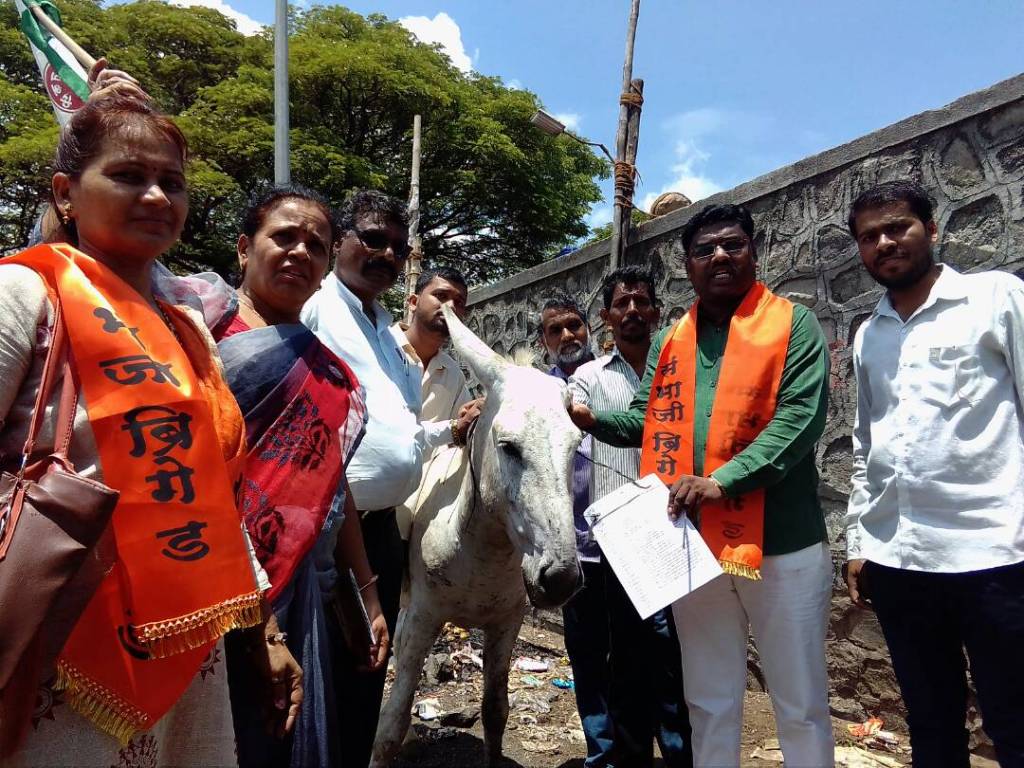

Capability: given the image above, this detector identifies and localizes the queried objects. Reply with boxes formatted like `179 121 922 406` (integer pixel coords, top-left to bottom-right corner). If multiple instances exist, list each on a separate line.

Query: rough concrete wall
470 74 1024 731
469 77 1024 536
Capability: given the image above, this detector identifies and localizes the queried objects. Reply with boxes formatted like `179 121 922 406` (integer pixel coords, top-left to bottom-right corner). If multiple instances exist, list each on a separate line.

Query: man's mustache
364 259 398 280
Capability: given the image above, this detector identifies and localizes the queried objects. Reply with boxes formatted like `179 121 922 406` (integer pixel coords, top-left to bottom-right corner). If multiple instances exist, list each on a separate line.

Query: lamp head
529 110 566 137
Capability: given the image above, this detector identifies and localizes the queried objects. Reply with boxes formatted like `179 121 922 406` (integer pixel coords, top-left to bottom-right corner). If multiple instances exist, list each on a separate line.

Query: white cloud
399 12 473 73
506 78 523 90
553 112 581 132
169 0 263 35
640 138 723 210
639 108 736 210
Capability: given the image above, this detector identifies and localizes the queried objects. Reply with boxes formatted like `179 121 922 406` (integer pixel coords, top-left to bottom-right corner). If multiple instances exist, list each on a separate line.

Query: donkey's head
442 303 582 608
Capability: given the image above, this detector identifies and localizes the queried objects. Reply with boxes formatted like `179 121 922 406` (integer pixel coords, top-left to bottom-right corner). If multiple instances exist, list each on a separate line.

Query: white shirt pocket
925 344 984 407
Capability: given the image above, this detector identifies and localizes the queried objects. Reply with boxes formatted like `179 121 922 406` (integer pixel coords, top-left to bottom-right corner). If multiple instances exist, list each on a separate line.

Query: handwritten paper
588 474 722 619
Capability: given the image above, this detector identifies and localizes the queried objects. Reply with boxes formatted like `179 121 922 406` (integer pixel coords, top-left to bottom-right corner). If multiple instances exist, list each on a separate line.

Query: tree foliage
586 208 651 245
0 0 607 283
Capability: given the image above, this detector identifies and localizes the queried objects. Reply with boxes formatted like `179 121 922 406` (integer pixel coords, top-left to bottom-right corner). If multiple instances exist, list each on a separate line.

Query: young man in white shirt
391 267 482 535
845 180 1024 767
301 189 423 768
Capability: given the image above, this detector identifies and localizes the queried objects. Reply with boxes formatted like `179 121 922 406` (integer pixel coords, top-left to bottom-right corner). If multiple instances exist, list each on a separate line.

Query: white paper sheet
587 474 723 619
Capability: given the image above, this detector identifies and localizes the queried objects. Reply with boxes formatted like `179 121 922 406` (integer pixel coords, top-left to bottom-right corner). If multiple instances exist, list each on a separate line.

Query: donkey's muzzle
527 557 582 608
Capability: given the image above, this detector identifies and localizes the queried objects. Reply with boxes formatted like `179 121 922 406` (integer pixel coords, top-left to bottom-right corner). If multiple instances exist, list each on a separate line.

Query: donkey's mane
504 346 539 368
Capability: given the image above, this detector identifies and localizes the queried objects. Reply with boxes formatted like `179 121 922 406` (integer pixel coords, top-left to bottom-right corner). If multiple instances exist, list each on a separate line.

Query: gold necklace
237 290 276 328
237 290 256 312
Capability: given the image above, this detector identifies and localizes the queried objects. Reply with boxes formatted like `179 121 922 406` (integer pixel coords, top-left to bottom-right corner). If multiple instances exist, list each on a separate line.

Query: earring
61 205 72 226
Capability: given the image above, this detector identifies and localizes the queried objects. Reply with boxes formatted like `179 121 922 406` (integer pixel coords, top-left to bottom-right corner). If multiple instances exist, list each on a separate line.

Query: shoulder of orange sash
4 243 72 302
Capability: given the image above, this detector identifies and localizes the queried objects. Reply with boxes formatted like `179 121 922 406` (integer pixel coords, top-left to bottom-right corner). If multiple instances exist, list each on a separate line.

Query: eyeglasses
689 237 749 261
352 227 412 259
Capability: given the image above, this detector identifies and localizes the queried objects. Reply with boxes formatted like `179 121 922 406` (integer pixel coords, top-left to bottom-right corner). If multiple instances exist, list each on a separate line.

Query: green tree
586 208 652 244
0 0 607 285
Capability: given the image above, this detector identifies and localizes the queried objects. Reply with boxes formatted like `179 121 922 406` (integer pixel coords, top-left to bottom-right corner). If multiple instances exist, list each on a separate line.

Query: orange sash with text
640 282 793 580
5 245 261 742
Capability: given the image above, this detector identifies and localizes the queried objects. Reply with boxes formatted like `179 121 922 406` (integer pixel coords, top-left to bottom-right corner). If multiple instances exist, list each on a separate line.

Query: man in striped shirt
567 267 693 768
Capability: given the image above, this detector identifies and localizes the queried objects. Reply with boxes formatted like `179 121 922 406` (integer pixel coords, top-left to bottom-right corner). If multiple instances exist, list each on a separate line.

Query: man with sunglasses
301 189 422 768
570 203 832 767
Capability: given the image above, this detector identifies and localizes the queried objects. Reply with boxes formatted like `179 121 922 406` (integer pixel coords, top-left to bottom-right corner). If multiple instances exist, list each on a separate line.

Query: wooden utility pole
404 114 423 323
609 0 643 270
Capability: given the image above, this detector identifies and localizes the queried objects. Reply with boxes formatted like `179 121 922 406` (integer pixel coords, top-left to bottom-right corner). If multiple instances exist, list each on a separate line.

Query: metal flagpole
274 0 289 185
405 114 423 323
609 0 641 270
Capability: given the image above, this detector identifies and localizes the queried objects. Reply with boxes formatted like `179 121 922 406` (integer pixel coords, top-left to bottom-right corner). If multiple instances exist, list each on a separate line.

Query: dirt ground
382 623 928 768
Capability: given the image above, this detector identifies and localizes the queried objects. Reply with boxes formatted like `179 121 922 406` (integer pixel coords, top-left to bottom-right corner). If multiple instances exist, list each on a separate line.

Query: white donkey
371 303 583 767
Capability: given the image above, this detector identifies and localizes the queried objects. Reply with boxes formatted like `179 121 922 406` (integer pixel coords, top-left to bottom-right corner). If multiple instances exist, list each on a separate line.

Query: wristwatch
450 418 464 447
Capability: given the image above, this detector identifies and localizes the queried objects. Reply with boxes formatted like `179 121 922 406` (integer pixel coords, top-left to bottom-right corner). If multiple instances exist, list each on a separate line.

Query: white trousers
671 541 834 768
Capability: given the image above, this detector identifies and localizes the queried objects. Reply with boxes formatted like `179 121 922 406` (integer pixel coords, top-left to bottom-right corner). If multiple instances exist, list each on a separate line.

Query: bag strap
20 298 77 466
0 298 76 555
52 351 79 462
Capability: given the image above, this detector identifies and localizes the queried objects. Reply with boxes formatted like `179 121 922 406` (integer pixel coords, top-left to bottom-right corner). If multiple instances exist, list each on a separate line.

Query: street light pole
273 0 289 185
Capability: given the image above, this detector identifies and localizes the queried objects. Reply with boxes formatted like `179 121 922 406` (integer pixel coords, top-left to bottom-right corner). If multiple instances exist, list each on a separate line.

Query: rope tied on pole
618 90 644 109
614 78 644 210
613 161 639 209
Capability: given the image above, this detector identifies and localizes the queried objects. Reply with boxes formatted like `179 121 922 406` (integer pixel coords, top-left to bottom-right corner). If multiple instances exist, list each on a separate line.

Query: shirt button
706 410 713 417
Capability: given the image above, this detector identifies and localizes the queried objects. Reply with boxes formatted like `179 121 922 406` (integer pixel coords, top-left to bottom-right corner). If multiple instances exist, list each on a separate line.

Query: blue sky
178 0 1024 232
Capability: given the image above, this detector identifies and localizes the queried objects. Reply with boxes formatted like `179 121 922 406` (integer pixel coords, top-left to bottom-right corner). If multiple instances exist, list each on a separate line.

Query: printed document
588 474 722 618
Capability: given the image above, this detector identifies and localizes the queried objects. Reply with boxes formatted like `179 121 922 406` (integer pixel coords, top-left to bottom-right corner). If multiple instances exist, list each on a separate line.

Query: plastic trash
413 698 442 721
847 716 884 738
514 657 551 673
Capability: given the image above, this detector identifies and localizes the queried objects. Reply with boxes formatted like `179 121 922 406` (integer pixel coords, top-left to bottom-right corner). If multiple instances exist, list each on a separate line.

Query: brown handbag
0 298 119 751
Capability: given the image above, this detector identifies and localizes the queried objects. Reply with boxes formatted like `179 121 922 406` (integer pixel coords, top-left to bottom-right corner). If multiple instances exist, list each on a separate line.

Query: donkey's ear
442 302 507 390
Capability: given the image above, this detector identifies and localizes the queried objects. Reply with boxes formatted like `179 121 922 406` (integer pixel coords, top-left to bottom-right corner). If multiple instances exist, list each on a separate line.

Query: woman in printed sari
0 95 301 766
180 187 389 768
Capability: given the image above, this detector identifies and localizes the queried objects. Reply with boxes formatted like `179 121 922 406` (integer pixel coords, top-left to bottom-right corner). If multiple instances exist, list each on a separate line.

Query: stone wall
469 73 1024 730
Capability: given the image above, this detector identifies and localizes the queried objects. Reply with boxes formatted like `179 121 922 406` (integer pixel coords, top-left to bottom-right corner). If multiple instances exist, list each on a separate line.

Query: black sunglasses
689 237 749 261
352 227 412 259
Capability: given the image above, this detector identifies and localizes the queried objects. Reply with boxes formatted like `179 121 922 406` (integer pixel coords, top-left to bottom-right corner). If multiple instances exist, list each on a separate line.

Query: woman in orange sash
0 95 300 766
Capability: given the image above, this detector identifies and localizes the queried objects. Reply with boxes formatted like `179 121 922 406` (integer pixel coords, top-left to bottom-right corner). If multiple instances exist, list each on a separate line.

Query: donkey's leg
481 614 523 766
370 603 441 768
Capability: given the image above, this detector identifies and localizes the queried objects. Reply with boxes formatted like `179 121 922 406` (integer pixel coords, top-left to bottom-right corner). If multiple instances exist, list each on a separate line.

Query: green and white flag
14 0 88 126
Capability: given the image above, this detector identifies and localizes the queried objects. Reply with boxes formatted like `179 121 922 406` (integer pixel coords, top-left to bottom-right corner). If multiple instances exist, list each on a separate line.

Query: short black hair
601 265 657 310
415 266 468 295
241 185 339 242
680 203 756 257
538 291 586 334
338 189 409 234
847 180 935 237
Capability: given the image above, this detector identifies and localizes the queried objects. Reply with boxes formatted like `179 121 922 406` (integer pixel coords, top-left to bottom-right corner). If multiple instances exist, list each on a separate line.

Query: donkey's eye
498 440 522 461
